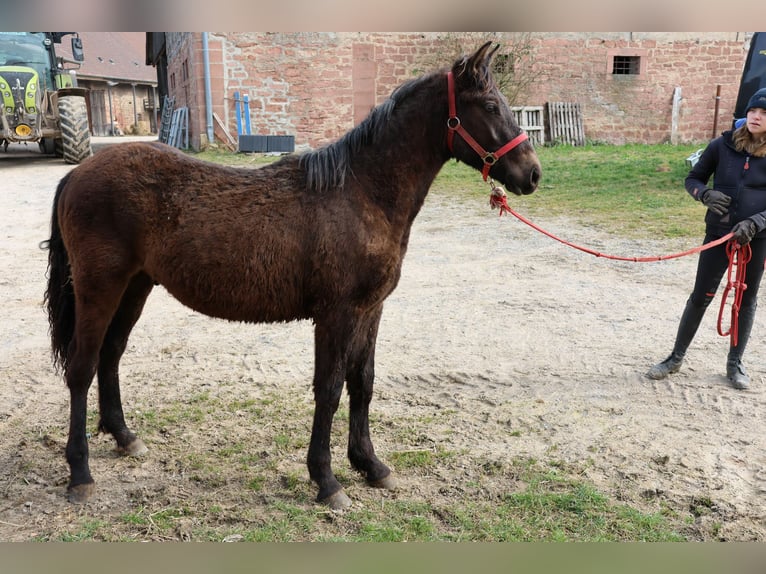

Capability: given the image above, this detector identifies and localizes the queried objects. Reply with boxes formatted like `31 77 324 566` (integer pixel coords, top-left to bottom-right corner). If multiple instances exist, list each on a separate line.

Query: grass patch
491 465 684 542
389 446 457 470
33 518 111 542
190 148 279 168
435 142 705 239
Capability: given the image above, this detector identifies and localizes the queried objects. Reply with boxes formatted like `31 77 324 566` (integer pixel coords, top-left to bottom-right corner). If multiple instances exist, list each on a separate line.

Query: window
493 53 512 75
612 55 640 75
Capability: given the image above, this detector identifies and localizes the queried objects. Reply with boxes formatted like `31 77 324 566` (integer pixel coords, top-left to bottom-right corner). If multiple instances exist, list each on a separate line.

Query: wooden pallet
511 106 544 146
546 102 585 146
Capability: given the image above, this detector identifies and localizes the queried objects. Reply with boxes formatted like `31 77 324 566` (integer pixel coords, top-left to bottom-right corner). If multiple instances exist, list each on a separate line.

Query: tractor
0 32 91 163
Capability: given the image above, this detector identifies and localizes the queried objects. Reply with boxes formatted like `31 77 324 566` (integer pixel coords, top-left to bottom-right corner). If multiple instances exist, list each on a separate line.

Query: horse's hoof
369 474 398 491
119 438 148 457
320 489 352 511
67 482 95 504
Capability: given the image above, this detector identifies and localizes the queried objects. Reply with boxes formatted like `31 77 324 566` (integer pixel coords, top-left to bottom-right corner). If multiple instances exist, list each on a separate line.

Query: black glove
732 219 757 245
700 188 731 216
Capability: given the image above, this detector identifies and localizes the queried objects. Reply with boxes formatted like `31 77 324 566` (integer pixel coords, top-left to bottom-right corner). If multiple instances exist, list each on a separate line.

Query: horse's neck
360 102 448 225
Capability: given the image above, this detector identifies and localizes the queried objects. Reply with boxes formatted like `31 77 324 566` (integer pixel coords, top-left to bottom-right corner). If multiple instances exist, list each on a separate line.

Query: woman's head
745 88 766 137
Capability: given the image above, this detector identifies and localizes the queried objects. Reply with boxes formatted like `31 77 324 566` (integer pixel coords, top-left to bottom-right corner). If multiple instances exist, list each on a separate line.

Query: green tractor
0 32 91 163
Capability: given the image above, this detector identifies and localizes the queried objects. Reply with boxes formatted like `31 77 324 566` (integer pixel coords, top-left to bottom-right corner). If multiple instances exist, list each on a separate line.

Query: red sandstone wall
167 32 751 150
216 32 439 149
522 33 748 144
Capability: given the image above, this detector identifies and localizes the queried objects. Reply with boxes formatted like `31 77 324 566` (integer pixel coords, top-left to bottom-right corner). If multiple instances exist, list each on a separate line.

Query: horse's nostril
530 166 541 187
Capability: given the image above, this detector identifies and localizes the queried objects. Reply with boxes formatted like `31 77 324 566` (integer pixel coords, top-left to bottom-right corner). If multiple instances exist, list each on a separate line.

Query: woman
647 87 766 389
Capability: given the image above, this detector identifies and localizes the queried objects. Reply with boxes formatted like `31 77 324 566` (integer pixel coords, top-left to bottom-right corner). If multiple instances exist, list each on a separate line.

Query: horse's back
59 141 296 234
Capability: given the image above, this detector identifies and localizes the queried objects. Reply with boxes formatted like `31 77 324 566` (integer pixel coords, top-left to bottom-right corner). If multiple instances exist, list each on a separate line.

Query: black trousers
690 233 766 310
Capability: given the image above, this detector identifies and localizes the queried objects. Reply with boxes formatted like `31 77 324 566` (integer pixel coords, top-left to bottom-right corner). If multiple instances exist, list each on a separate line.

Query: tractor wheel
58 95 92 164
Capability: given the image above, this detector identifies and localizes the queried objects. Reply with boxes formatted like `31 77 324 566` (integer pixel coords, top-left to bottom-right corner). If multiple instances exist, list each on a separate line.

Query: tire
58 95 92 164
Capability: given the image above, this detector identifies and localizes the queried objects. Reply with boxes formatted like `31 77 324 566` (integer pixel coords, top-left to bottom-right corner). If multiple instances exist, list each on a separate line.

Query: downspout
202 32 215 145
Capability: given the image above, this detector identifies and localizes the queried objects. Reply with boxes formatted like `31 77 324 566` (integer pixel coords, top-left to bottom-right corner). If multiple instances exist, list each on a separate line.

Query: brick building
154 32 753 150
60 33 158 136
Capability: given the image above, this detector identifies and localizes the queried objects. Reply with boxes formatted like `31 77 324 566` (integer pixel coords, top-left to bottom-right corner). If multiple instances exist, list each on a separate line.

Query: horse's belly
154 268 308 324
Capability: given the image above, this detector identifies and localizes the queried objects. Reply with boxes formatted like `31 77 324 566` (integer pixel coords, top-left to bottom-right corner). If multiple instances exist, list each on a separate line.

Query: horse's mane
298 70 440 193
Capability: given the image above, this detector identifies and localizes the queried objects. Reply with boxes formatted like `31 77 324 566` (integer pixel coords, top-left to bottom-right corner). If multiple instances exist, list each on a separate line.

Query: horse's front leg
307 319 352 510
346 306 395 490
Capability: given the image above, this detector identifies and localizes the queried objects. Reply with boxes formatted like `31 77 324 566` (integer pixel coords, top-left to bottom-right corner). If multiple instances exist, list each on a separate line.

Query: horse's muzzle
507 164 541 196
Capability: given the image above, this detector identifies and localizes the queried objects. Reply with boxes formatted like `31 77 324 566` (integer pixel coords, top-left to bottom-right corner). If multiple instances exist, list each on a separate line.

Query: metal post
712 84 721 139
671 87 682 145
234 91 242 135
152 85 158 134
202 32 215 145
244 94 251 135
131 83 138 130
107 80 118 136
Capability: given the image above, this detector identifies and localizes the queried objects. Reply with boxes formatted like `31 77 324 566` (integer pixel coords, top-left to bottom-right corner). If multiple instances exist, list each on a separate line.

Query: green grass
195 142 707 240
435 142 706 239
491 466 682 542
191 148 280 168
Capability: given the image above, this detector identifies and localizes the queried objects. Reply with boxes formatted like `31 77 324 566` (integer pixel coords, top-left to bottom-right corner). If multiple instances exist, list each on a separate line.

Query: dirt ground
1 137 764 541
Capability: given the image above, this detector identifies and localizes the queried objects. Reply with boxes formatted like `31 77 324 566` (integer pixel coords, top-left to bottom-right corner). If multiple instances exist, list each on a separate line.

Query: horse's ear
454 41 499 90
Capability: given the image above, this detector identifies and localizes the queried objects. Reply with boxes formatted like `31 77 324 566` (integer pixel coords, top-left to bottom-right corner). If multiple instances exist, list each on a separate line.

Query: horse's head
448 41 541 196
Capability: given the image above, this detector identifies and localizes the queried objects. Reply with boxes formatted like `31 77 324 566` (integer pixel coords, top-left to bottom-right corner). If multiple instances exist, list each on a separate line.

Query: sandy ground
0 137 764 541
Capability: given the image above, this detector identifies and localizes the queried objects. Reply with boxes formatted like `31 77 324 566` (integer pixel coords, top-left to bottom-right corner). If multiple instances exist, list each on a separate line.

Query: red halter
446 71 529 181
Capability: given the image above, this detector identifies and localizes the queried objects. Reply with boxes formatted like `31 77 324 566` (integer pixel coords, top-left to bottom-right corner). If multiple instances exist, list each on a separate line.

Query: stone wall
522 32 749 144
166 32 753 150
215 32 441 149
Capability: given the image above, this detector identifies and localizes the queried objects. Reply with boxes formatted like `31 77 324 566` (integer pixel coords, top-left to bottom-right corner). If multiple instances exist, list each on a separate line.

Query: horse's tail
42 171 75 374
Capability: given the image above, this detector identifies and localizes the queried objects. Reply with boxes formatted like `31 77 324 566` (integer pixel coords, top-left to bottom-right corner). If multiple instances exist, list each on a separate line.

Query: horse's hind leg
345 306 395 490
65 273 132 503
97 273 154 457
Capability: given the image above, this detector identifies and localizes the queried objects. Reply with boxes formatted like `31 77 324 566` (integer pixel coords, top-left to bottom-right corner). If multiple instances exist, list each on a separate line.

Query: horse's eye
484 102 499 114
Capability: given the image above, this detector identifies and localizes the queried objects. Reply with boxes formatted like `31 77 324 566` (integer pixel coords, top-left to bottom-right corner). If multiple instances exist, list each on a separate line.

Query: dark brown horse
44 42 541 509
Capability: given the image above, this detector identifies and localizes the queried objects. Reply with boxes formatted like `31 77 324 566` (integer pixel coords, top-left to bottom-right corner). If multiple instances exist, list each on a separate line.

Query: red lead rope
488 185 751 346
717 240 752 346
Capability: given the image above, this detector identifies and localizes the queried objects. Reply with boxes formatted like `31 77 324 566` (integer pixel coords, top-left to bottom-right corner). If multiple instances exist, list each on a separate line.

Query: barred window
612 55 640 75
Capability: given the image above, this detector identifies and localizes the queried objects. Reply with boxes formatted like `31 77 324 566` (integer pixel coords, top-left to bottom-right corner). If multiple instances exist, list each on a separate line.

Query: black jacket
686 129 766 238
